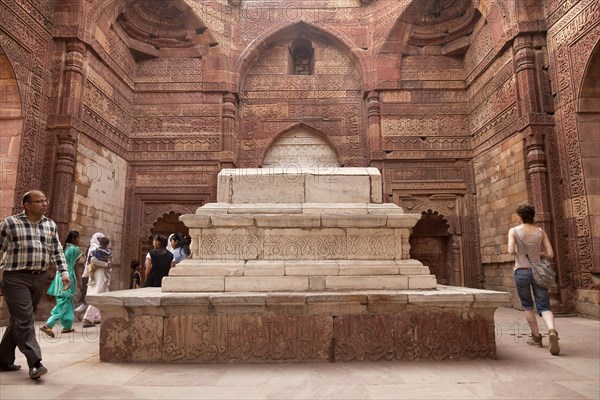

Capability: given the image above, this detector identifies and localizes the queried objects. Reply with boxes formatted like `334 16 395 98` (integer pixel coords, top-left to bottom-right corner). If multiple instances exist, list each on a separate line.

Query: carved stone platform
89 286 509 362
88 167 510 362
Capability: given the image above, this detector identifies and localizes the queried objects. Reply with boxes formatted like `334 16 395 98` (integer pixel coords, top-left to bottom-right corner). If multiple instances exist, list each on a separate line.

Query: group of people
0 189 559 381
0 190 192 380
141 233 190 288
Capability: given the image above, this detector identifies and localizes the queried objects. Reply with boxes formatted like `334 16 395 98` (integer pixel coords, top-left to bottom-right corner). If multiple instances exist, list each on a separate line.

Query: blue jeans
514 268 551 313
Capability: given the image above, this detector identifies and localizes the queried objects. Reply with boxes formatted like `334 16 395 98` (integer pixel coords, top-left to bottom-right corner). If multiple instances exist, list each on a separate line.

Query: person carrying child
88 237 112 286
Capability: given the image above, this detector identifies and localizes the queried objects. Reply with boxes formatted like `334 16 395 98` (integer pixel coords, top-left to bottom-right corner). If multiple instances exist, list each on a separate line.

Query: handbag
514 230 556 288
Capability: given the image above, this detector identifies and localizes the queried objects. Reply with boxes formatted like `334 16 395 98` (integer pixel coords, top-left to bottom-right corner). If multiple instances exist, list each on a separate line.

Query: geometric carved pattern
199 231 398 261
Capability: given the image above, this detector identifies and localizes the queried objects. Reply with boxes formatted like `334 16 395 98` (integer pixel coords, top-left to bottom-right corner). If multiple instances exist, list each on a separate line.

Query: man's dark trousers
0 271 47 368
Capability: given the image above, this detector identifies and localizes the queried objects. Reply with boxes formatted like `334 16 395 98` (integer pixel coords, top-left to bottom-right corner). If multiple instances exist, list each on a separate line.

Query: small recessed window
289 39 314 75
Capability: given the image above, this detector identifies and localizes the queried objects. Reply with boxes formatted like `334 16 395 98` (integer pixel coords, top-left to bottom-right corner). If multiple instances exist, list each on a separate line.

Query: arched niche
289 38 314 75
236 21 365 92
262 125 340 169
409 211 452 285
238 21 365 167
0 47 23 218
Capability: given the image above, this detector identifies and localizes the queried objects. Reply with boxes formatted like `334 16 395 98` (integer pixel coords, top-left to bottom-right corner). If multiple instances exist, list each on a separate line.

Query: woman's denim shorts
514 268 551 313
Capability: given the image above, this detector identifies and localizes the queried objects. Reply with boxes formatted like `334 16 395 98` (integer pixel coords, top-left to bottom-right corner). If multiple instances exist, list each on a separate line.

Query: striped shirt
0 212 67 273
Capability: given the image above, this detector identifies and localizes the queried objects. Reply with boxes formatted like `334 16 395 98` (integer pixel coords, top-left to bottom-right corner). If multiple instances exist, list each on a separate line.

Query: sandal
40 324 55 338
82 319 94 328
61 328 75 333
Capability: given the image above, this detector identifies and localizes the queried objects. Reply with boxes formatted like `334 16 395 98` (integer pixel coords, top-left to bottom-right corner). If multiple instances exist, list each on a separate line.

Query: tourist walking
40 230 83 337
144 234 173 287
0 190 71 379
74 232 103 321
81 236 112 328
508 204 560 355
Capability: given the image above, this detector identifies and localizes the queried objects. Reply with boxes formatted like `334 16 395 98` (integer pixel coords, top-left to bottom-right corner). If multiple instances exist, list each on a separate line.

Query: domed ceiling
115 0 217 57
405 0 481 48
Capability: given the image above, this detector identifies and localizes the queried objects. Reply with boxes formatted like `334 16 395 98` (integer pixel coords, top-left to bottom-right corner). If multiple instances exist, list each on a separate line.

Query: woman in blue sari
40 230 83 337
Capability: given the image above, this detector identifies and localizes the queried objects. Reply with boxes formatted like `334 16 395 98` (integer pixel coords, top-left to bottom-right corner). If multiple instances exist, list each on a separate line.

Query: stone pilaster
366 90 384 162
49 39 87 237
222 92 238 167
513 35 553 231
513 33 569 307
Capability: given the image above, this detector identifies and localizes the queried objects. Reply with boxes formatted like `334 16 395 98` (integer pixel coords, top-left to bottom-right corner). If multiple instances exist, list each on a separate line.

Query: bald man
0 190 71 380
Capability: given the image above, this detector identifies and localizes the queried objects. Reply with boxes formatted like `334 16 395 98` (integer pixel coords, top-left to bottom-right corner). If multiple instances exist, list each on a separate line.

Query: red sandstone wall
0 52 22 219
71 135 128 289
0 0 598 316
466 20 523 305
546 0 600 316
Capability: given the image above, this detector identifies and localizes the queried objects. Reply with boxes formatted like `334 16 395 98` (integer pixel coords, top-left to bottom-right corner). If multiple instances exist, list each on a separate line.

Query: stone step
162 274 437 292
182 210 418 229
168 259 432 277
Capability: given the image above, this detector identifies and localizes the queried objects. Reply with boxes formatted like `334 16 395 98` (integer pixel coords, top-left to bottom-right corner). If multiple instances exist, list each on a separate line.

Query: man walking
0 190 71 380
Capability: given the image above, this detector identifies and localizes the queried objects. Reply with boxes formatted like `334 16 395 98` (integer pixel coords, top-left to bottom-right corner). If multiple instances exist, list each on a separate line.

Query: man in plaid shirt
0 190 71 380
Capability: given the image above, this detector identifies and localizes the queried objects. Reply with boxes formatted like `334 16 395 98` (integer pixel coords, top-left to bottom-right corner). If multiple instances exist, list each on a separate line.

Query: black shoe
0 363 21 372
29 363 47 380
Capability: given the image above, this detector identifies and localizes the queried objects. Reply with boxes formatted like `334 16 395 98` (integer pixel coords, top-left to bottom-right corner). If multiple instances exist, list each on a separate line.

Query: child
130 260 141 289
88 236 112 286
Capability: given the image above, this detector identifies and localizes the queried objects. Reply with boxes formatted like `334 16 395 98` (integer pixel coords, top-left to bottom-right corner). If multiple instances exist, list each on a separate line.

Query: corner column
49 39 87 237
513 35 553 233
513 33 570 308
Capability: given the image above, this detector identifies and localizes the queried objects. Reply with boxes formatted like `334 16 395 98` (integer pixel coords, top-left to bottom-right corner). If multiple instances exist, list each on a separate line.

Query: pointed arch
141 204 195 240
577 38 600 109
575 38 600 272
235 21 366 93
261 123 341 168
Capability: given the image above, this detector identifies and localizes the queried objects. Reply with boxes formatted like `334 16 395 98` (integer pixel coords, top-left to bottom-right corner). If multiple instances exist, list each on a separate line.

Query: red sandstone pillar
222 92 238 167
366 90 384 162
49 39 86 237
513 35 553 228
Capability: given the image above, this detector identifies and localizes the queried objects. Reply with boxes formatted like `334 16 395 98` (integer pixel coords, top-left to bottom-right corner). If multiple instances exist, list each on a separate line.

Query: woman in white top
508 204 560 355
169 232 190 268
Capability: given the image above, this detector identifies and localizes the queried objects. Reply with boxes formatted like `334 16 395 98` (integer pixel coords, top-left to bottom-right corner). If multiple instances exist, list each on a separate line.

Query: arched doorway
140 211 190 263
0 47 23 218
577 40 600 273
409 211 452 285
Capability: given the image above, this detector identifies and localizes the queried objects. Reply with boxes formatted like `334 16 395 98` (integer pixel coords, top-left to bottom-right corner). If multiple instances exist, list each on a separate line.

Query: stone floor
0 307 598 399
